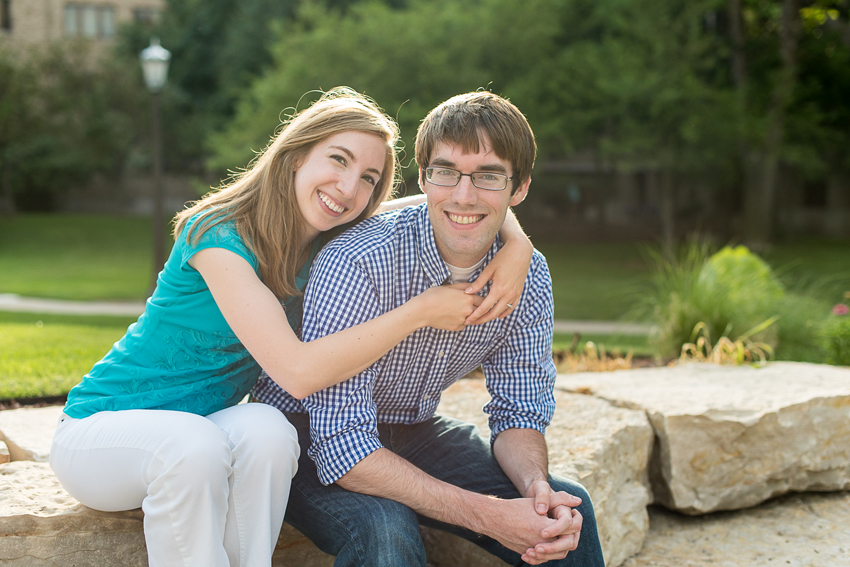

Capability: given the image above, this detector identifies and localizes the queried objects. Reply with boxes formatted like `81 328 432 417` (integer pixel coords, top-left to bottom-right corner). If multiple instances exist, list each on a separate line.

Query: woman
50 87 533 567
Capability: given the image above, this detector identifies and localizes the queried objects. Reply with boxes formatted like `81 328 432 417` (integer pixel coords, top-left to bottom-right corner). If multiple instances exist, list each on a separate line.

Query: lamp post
139 37 171 292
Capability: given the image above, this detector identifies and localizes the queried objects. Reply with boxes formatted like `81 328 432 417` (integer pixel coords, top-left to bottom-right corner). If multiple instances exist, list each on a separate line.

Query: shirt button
423 393 431 401
431 283 440 288
437 351 444 358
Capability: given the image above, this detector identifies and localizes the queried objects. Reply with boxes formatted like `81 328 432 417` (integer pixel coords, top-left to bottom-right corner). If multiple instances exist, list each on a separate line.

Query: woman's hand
413 283 484 331
464 231 533 325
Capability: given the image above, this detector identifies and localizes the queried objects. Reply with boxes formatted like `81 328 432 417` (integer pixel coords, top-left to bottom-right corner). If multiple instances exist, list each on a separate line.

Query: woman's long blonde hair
174 87 400 300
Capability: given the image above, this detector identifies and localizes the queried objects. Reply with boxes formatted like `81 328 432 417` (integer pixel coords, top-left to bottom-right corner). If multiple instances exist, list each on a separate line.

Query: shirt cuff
310 430 384 486
489 418 548 444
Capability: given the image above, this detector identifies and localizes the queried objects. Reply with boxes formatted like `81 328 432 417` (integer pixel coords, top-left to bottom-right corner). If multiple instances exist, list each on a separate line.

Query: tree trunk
742 0 800 246
728 0 746 88
0 159 15 217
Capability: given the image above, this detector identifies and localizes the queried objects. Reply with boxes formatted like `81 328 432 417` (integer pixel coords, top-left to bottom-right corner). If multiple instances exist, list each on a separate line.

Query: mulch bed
0 395 67 411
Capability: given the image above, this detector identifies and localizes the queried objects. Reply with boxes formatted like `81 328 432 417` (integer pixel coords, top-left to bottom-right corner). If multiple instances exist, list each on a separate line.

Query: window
63 3 115 39
1 0 11 32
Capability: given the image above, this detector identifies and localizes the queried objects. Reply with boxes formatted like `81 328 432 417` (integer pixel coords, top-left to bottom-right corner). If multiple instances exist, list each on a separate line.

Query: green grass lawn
5 214 845 318
1 214 652 318
0 311 136 399
536 242 651 320
1 214 847 399
0 214 168 301
0 312 650 400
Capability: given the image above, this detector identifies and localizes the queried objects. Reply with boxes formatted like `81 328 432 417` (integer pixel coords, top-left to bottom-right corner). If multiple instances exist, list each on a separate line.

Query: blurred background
2 0 850 243
1 0 849 400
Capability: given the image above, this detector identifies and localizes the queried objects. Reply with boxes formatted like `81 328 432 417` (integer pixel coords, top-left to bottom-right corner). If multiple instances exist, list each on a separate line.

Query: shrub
638 241 784 359
822 298 850 366
772 292 829 362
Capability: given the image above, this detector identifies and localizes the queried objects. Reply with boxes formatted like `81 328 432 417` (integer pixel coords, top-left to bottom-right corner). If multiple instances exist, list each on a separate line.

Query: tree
210 0 848 244
521 0 739 251
0 49 36 215
209 0 579 180
731 0 850 244
0 43 145 212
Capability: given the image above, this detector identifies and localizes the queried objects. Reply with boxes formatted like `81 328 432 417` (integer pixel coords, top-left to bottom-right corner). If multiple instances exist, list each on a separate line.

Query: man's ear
509 177 531 207
419 168 429 195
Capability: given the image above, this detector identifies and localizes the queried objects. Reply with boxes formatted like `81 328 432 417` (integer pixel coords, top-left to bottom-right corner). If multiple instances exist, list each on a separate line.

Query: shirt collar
414 204 501 291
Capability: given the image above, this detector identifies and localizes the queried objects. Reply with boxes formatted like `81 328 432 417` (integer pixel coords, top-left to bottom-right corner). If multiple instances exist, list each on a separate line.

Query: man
253 92 606 567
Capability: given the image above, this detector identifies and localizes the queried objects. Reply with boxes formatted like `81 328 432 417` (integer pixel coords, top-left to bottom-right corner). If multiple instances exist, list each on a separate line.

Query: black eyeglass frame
424 167 512 191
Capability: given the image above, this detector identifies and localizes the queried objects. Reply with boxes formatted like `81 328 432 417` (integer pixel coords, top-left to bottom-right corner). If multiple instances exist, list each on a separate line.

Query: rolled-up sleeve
483 256 557 441
299 247 385 485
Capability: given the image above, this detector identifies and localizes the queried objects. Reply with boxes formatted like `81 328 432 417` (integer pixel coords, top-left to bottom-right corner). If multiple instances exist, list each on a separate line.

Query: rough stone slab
0 380 655 566
0 460 335 567
434 378 654 567
0 460 147 566
0 405 63 462
556 362 850 514
622 491 850 567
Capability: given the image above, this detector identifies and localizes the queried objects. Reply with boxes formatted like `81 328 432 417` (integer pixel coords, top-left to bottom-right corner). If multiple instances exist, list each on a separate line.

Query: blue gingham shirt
253 203 556 485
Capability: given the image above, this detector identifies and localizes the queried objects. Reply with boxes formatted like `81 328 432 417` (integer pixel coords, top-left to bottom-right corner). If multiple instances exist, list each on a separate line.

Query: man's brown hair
415 91 536 194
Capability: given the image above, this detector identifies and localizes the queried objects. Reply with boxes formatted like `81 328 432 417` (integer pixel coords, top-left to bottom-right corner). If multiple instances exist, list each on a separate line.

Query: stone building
0 0 163 48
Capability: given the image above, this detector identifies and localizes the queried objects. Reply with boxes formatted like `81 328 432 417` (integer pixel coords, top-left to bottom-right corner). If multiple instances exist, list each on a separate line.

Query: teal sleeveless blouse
63 215 317 418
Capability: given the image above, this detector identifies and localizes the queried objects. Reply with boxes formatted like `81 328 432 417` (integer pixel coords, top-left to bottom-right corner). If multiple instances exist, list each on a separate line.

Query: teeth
319 192 345 213
448 213 483 225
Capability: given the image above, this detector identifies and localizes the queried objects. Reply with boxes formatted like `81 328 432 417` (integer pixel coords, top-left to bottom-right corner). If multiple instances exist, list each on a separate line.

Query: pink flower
833 303 850 316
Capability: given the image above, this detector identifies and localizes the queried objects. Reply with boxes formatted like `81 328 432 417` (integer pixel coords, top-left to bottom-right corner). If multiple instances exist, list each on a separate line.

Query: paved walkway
0 293 653 335
0 294 146 317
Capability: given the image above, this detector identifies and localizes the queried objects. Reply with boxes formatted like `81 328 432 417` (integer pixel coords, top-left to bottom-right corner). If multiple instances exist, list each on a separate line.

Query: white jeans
50 403 298 567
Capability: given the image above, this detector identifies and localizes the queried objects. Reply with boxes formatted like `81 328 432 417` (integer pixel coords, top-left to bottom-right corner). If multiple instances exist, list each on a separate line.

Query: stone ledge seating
1 362 848 566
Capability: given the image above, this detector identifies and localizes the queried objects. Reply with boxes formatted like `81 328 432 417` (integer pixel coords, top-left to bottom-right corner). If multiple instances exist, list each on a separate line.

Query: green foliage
639 242 787 358
113 0 303 170
638 238 846 361
208 0 570 175
199 0 850 243
211 0 744 194
698 244 785 329
822 316 850 365
0 43 147 211
822 297 850 365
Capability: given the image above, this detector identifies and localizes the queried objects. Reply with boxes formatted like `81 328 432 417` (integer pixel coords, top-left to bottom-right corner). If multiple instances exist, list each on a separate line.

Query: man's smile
446 212 486 226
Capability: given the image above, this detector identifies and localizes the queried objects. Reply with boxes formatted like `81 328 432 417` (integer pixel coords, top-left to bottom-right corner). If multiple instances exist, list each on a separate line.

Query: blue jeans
284 412 606 567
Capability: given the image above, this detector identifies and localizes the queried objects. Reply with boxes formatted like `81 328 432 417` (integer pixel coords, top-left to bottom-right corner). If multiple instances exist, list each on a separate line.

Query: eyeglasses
424 167 512 191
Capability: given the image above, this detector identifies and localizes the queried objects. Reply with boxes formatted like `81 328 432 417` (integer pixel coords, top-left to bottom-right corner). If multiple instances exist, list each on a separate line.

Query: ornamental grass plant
634 240 833 363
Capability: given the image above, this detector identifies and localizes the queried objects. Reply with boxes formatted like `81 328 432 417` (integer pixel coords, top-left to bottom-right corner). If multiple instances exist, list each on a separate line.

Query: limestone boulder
0 460 336 567
556 362 850 514
0 380 655 567
0 405 63 462
623 491 850 567
435 378 654 567
0 460 147 566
